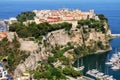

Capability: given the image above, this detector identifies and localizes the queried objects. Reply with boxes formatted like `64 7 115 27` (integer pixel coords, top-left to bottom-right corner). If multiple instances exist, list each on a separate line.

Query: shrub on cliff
9 22 72 38
63 67 83 78
16 11 36 23
33 66 66 79
0 36 29 73
48 56 56 63
97 14 108 22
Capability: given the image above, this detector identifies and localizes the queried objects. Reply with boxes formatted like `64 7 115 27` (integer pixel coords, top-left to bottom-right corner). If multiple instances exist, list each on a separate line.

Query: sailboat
105 48 120 70
76 58 84 71
105 54 113 65
73 58 84 71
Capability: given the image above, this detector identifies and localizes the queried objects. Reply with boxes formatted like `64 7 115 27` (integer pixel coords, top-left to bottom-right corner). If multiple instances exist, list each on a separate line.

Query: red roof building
0 32 7 40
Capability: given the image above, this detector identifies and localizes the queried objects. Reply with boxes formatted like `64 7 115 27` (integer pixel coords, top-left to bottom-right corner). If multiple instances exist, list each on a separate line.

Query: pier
111 34 120 38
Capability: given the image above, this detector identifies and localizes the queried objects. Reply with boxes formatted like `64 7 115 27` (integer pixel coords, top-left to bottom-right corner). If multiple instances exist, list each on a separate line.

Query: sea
0 0 120 79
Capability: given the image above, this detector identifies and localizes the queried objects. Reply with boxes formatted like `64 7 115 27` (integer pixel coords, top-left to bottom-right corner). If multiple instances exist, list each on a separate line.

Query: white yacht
111 66 119 70
86 69 116 80
105 49 120 70
74 58 84 71
105 61 113 65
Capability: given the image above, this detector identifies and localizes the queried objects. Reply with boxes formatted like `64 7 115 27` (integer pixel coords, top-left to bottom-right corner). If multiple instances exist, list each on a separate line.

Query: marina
86 69 116 80
74 38 120 80
0 0 120 80
73 58 85 71
105 49 120 70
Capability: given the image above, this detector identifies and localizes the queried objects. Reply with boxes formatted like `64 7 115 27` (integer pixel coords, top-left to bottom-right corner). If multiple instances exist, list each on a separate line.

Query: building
33 9 98 24
0 64 8 80
0 21 7 32
9 17 17 24
0 32 7 41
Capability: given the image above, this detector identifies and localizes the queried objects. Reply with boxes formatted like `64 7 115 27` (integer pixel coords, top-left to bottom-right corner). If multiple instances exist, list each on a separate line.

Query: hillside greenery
0 36 29 73
97 14 108 22
78 19 106 33
9 22 72 39
2 13 110 79
31 61 83 80
16 11 36 23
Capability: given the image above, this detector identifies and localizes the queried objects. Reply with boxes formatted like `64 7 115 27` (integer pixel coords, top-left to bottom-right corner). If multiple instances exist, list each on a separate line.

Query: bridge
111 34 120 37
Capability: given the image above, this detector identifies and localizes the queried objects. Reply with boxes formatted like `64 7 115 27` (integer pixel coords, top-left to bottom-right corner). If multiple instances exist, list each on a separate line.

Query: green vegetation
32 61 82 80
9 22 72 38
8 53 14 70
74 45 92 57
31 44 82 79
97 14 108 22
51 45 74 58
16 11 36 23
7 12 110 79
51 45 74 65
78 19 106 33
0 36 29 73
63 67 83 78
33 63 66 80
48 56 56 63
78 19 90 26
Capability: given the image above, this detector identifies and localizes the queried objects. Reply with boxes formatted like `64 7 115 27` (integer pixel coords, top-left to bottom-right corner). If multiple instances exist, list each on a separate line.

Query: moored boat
86 69 116 80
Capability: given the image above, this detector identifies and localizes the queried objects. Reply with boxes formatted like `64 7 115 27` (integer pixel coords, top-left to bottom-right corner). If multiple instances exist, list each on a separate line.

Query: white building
33 9 97 24
0 21 7 32
0 65 8 80
9 17 17 24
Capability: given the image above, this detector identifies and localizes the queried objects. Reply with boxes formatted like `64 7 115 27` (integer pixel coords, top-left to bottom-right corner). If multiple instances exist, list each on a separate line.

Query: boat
74 58 84 71
105 61 113 65
74 66 85 71
77 66 84 71
105 48 120 70
111 66 119 70
86 69 116 80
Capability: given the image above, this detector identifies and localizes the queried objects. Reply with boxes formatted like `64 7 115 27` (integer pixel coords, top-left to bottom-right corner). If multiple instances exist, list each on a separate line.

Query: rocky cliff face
14 46 49 76
14 21 111 76
46 21 111 49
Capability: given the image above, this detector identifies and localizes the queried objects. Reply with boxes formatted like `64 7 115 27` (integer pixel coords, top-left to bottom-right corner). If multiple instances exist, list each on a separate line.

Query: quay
79 76 94 80
86 69 116 80
111 34 120 38
66 76 94 80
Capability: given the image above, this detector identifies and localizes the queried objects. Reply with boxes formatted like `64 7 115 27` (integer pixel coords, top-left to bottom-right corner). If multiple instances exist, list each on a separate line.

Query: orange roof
0 36 2 38
0 32 7 39
47 17 60 19
1 32 7 36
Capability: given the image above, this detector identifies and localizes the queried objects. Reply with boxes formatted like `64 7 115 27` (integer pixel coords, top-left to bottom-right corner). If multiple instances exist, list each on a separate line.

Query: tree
48 56 56 63
78 20 90 26
33 71 41 80
97 14 108 22
49 67 66 79
8 53 14 71
13 35 20 48
63 67 83 78
16 11 36 23
40 70 51 78
9 23 23 31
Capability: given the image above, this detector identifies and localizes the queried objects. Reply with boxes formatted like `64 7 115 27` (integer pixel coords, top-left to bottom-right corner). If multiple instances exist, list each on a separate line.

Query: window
0 73 2 78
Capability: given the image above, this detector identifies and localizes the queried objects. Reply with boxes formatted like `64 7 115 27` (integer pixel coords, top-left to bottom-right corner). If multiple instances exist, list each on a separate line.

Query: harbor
106 49 120 70
86 69 116 80
74 38 120 80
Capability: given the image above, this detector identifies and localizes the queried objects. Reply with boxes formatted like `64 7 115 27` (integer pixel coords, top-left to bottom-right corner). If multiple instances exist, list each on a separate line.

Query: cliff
14 19 112 77
46 21 111 53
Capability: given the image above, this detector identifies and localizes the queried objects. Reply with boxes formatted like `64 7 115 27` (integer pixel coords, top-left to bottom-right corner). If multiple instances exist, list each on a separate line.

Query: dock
79 76 94 80
66 76 94 80
112 34 120 37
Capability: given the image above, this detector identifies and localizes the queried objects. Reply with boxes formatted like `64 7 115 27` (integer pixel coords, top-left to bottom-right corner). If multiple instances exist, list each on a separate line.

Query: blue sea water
0 1 120 33
0 0 120 79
